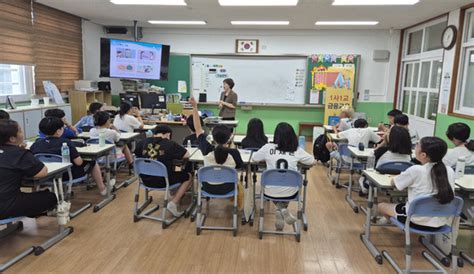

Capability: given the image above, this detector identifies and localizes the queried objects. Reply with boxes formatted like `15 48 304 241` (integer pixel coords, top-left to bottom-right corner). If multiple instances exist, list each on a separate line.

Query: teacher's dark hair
223 78 235 89
0 119 19 145
419 137 454 204
119 101 132 118
274 122 298 152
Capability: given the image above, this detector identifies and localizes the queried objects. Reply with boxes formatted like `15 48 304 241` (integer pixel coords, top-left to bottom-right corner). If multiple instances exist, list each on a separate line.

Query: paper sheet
178 80 187 93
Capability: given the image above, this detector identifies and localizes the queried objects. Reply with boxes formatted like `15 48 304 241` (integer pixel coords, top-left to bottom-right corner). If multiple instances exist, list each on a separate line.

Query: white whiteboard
191 55 307 105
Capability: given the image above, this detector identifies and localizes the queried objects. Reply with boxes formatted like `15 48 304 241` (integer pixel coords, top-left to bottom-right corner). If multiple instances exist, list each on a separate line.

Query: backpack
313 134 330 163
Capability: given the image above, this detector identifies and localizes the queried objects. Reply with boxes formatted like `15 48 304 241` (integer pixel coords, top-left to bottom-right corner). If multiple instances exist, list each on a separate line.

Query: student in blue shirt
39 108 81 139
74 102 103 131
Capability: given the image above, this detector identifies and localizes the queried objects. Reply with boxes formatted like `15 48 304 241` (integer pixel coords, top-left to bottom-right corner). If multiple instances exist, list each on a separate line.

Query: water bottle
455 157 466 179
187 139 192 148
298 136 305 149
99 131 105 147
61 143 70 163
358 142 365 151
146 130 153 138
366 153 376 171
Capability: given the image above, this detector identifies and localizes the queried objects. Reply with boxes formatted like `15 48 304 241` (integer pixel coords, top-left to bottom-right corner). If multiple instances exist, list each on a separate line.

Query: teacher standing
219 78 238 120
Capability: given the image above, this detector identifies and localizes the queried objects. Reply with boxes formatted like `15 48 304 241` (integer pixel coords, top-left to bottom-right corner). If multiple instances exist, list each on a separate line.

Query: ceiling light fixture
332 0 419 5
148 20 206 25
315 21 379 25
110 0 187 5
219 0 298 6
231 21 290 25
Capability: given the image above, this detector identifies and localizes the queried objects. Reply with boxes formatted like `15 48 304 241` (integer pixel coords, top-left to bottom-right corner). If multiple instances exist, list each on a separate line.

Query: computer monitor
119 93 140 108
139 92 166 110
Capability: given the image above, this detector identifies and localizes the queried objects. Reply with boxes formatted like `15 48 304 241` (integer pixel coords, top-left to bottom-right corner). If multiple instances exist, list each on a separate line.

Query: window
454 9 474 116
0 64 34 100
398 17 447 122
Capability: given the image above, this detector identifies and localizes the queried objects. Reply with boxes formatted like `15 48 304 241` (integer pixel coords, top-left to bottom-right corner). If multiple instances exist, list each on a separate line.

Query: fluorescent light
315 21 379 26
332 0 419 5
231 21 290 25
148 20 206 25
110 0 186 5
219 0 298 6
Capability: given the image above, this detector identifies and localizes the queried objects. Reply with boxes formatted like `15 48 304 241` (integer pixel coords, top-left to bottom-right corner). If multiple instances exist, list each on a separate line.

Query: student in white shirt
377 109 402 133
90 111 134 166
338 118 381 147
113 102 144 133
378 137 456 230
444 122 474 168
252 122 315 231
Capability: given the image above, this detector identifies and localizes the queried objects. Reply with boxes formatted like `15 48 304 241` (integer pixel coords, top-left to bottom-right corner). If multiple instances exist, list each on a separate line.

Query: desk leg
345 158 359 213
360 184 383 264
94 155 115 212
184 163 197 218
190 162 198 222
34 225 73 256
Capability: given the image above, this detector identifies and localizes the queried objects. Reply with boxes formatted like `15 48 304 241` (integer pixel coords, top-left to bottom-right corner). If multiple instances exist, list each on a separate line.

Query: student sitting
31 117 107 196
333 106 354 133
443 122 474 167
74 102 103 131
378 109 403 132
0 110 10 120
339 118 381 147
189 97 244 194
40 108 80 139
252 122 315 231
113 102 144 133
135 125 193 217
378 137 455 230
89 111 134 166
182 114 203 147
0 119 57 219
241 118 268 149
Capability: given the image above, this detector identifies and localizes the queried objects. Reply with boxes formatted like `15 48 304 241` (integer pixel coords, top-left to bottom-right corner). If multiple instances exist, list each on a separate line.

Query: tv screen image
100 38 170 80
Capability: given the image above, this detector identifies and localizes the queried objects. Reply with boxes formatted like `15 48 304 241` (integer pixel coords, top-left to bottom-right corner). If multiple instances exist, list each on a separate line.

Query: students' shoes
358 177 368 195
281 208 297 225
375 216 389 225
275 210 284 231
167 201 183 217
100 188 108 196
109 179 116 188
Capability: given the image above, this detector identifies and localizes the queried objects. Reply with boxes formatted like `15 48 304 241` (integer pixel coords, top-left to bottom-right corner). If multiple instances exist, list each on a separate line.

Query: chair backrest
197 165 238 185
408 195 464 218
261 169 303 188
376 161 413 175
35 153 63 163
241 147 259 152
134 158 168 178
465 165 474 175
86 139 114 145
338 143 353 157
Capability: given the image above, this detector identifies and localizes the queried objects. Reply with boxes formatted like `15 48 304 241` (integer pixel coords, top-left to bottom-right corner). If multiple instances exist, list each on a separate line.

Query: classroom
1 0 474 273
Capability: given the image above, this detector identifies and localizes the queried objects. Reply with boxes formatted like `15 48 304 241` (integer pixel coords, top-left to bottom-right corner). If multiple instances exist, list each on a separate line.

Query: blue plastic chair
382 196 464 274
464 165 474 175
258 169 303 242
335 144 365 213
196 166 238 236
0 217 34 272
133 158 182 228
376 161 413 175
34 154 87 196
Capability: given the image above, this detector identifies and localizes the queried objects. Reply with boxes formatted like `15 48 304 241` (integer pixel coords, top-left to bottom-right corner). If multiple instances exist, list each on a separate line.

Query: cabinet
24 109 42 139
69 90 112 124
8 112 25 135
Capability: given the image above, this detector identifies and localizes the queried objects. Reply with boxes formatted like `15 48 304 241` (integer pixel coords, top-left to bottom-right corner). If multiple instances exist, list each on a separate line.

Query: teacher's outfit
219 90 238 120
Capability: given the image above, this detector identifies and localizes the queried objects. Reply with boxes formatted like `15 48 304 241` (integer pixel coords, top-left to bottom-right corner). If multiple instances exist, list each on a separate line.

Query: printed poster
323 67 355 125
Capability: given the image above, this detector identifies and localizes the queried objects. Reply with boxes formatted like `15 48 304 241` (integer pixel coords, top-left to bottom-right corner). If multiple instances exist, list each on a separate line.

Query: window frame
0 64 35 103
452 8 474 117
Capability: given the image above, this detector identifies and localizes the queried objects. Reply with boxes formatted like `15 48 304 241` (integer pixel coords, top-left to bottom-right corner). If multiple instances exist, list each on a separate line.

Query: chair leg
405 227 412 273
258 193 264 240
196 187 202 235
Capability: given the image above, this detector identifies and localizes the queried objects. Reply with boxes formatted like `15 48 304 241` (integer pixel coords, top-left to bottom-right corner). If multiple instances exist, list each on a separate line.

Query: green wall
356 102 394 126
148 54 190 97
434 113 474 148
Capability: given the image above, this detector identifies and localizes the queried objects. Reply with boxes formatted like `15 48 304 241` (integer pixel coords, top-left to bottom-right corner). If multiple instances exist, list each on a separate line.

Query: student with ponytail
189 97 243 194
113 101 144 133
378 137 455 230
443 122 474 167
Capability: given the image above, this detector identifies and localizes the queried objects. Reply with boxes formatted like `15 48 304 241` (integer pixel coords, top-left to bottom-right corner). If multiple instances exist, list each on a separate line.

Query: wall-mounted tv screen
100 38 170 80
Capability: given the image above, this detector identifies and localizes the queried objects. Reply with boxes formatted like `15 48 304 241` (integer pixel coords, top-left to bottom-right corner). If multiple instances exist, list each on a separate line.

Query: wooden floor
1 148 473 273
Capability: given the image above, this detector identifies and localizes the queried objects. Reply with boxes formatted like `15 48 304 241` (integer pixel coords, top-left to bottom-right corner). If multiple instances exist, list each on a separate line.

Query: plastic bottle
187 139 192 148
455 156 466 179
146 130 153 138
358 142 365 151
366 153 376 171
61 143 70 163
298 136 305 149
99 131 105 147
